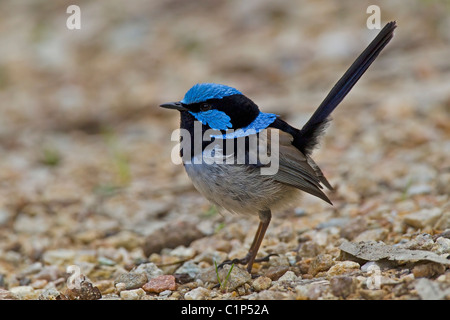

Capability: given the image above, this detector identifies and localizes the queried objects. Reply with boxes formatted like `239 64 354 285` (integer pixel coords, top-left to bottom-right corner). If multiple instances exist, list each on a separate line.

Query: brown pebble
359 289 388 300
93 280 115 294
64 280 102 300
143 275 176 293
297 258 313 274
264 266 289 280
412 263 446 278
330 276 357 298
252 276 272 292
308 254 334 276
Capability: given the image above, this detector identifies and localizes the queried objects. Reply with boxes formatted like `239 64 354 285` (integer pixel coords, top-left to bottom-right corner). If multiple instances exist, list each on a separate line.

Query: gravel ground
0 0 449 300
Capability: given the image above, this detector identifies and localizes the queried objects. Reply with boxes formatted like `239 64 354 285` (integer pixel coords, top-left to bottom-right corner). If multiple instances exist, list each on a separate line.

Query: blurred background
0 0 448 296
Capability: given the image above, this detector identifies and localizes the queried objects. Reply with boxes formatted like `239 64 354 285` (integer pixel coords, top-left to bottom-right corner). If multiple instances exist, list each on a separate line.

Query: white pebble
184 287 211 300
277 271 297 282
435 237 450 254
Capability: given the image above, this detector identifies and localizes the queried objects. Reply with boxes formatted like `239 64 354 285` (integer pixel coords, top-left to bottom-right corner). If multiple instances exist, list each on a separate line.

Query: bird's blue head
160 83 277 136
180 83 242 105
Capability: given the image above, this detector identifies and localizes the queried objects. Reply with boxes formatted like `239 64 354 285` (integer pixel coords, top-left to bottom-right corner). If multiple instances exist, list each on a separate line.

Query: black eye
200 104 211 111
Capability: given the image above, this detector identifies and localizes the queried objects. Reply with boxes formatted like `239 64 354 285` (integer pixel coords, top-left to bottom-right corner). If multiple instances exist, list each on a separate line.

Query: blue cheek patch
189 109 233 130
211 112 278 139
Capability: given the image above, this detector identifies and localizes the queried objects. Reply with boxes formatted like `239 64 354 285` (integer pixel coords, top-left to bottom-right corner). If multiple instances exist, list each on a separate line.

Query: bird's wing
306 156 333 190
256 128 332 204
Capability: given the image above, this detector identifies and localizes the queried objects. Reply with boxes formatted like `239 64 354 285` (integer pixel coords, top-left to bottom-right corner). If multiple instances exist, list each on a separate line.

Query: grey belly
184 161 299 215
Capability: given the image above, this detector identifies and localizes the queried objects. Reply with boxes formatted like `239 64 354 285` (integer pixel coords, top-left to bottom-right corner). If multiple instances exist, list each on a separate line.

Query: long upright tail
297 21 397 155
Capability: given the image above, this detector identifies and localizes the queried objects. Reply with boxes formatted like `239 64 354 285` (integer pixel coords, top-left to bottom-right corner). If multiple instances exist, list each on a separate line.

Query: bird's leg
244 209 272 273
219 210 274 273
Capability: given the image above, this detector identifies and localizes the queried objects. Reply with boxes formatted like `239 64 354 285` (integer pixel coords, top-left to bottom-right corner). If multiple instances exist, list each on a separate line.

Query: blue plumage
211 111 278 139
189 109 233 130
181 83 242 105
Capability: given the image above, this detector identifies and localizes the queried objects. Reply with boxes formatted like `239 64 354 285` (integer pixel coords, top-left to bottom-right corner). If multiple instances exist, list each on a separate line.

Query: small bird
160 22 396 273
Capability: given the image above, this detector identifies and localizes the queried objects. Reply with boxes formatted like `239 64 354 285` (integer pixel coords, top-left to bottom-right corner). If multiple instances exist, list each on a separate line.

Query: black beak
159 101 188 111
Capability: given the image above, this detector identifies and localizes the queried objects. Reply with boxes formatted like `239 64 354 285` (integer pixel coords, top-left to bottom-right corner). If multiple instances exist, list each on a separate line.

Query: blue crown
181 83 242 105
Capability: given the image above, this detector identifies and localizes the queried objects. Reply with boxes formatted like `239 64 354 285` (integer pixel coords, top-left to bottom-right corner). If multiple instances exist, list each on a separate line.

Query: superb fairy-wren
160 22 396 273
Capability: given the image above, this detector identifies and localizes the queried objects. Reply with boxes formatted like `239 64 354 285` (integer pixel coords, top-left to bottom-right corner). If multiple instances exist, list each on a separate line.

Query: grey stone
339 240 450 265
114 272 148 290
175 260 201 278
132 262 163 280
415 278 450 300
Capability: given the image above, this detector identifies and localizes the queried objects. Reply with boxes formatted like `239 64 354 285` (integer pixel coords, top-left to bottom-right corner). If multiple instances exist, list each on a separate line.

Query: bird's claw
217 253 278 270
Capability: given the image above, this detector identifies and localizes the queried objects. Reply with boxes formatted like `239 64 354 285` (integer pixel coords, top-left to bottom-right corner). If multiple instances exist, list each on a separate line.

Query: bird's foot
218 253 278 272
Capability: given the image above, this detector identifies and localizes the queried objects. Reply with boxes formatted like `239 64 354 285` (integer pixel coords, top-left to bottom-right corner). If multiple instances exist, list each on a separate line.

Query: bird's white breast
184 151 299 215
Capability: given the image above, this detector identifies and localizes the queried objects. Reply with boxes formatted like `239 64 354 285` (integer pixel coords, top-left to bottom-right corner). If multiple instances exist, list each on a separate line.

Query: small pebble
133 263 164 280
65 280 102 300
265 266 289 280
94 280 115 295
9 286 38 300
308 254 334 276
359 289 388 300
361 261 382 272
0 289 18 300
184 287 211 300
120 288 146 300
295 280 329 300
115 282 126 292
412 263 446 278
38 288 62 300
327 261 360 276
276 270 297 282
330 276 357 298
114 272 148 290
434 237 450 254
403 233 434 250
218 265 251 291
143 275 176 293
159 290 172 297
175 260 201 278
415 278 450 300
252 276 272 292
168 246 195 259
